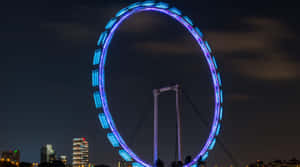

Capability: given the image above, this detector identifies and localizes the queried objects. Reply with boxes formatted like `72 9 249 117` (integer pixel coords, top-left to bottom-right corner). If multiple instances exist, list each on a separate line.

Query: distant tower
59 155 67 165
72 138 89 167
40 144 56 163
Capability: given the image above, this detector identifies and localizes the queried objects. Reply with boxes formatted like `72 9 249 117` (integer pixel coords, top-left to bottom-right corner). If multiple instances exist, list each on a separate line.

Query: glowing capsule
116 8 128 17
105 18 117 29
142 0 155 6
220 90 223 104
169 7 182 15
202 152 209 161
92 70 99 87
155 2 169 9
205 41 212 53
216 124 221 136
93 91 102 108
97 31 108 46
107 133 120 147
183 16 194 26
195 27 203 38
98 113 109 129
208 138 216 150
132 163 144 167
119 150 132 162
218 73 222 87
220 107 223 120
212 56 218 69
93 49 101 65
127 2 140 9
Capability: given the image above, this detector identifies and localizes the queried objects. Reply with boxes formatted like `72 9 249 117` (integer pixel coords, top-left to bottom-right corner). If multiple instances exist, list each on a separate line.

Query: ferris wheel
91 1 223 167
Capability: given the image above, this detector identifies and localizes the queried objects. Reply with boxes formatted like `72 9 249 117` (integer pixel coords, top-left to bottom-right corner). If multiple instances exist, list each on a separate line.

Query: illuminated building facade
40 144 56 163
72 138 88 167
0 150 20 163
117 161 132 167
59 155 67 166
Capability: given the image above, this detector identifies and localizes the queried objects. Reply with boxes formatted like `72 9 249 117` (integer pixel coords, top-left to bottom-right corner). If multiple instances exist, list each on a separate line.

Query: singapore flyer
91 1 223 167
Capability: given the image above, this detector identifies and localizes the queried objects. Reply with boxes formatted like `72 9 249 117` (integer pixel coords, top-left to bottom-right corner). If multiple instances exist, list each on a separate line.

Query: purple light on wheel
92 2 223 167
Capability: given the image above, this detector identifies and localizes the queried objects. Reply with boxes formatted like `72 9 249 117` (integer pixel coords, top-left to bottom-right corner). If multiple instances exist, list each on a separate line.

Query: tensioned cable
182 88 240 167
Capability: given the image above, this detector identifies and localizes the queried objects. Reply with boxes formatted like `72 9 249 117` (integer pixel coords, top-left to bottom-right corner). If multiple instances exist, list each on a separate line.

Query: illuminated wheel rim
91 1 223 167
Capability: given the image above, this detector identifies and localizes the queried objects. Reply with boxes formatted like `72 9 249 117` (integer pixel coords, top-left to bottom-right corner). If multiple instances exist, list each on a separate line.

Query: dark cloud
119 13 166 33
232 54 300 81
135 40 199 55
41 22 97 42
207 17 299 81
229 94 250 102
133 17 299 81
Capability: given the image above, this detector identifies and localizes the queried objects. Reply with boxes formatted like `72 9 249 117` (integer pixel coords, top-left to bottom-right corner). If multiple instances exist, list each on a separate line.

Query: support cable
181 89 240 167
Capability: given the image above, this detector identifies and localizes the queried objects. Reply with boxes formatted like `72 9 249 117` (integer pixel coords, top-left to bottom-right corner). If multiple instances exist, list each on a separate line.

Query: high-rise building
72 138 88 167
40 144 56 163
0 150 20 163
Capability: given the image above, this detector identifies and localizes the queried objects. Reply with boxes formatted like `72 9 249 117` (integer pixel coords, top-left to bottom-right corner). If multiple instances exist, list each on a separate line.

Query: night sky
1 0 300 167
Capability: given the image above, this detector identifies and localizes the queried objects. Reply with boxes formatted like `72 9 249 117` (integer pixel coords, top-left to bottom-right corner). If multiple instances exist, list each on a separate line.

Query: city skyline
1 147 300 167
1 139 86 165
0 0 300 167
